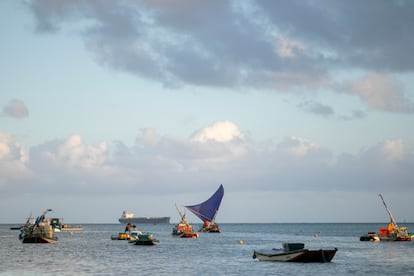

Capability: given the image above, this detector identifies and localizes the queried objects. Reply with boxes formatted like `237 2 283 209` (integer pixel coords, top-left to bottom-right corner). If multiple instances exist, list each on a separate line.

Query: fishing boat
118 210 170 224
134 233 160 245
47 217 83 232
359 232 380 242
60 224 83 231
19 208 58 244
185 184 224 233
111 230 159 245
253 243 337 263
360 194 413 242
172 204 199 238
10 226 22 230
111 224 141 240
111 232 130 240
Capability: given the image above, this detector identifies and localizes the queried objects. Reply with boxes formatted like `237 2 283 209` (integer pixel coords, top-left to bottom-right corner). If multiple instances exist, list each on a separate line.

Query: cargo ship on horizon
118 210 170 224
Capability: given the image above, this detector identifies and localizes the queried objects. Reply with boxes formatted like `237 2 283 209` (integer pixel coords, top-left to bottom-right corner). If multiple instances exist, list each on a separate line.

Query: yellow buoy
239 239 244 245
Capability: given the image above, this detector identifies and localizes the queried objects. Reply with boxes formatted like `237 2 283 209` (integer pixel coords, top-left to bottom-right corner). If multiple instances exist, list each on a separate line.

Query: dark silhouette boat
253 243 337 263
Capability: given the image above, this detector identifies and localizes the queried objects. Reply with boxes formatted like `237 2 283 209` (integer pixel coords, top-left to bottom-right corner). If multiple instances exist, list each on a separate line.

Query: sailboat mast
175 204 185 221
379 194 398 227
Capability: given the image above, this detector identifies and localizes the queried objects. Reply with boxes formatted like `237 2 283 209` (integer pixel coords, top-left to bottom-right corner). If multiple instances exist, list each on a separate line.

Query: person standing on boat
131 224 142 235
124 223 131 234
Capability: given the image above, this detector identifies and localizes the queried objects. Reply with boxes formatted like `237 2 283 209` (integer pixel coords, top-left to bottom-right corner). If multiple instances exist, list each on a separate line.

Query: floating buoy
239 239 244 245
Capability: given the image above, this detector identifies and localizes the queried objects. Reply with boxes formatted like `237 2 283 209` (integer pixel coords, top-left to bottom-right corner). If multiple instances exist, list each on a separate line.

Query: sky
1 0 414 224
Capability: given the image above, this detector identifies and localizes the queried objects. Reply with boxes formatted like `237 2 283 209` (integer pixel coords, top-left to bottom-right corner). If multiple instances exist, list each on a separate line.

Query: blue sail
185 184 224 223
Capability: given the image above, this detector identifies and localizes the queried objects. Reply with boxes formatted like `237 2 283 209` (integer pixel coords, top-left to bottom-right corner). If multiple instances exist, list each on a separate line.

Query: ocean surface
1 223 413 275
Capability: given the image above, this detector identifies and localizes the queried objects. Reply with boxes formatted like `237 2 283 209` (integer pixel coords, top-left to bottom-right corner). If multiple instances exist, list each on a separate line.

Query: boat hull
119 217 170 224
134 233 159 245
380 236 413 242
199 223 221 233
22 236 58 244
253 248 337 263
134 240 159 245
172 221 199 238
111 233 129 240
179 232 199 238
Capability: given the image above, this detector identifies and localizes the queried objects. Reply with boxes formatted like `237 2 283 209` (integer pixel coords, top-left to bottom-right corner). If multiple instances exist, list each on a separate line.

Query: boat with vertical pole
360 194 413 241
377 194 413 241
19 208 58 244
172 204 199 238
185 184 224 233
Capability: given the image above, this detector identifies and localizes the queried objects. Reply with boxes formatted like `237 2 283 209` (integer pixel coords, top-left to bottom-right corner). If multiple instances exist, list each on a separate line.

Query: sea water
1 223 413 275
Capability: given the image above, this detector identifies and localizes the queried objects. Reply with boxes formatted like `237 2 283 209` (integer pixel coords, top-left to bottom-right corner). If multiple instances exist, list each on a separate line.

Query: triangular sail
185 184 224 223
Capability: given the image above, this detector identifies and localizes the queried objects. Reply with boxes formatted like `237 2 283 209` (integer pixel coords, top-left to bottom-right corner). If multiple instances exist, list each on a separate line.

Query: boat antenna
175 203 187 223
378 194 398 227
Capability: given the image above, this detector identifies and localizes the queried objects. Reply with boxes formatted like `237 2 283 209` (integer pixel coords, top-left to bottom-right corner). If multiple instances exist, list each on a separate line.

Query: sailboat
185 184 224 233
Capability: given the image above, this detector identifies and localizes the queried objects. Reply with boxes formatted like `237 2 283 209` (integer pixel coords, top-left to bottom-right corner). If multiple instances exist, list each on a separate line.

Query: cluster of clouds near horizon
1 118 413 194
1 118 414 222
1 0 414 222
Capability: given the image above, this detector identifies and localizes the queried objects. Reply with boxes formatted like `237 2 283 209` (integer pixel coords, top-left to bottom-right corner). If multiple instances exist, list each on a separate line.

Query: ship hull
119 217 170 224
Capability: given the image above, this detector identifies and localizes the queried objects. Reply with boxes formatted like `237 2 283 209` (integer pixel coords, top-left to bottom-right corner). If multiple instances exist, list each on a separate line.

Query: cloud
333 139 414 191
2 99 29 119
191 120 245 143
298 100 334 117
25 2 410 84
275 37 306 59
276 136 323 157
258 1 414 72
0 134 31 189
1 122 413 199
0 124 414 199
344 72 414 112
25 1 414 114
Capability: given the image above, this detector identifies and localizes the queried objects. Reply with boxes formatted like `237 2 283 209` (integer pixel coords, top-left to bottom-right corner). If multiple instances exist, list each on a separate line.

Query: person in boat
131 224 141 234
129 224 142 240
124 223 131 234
387 223 395 235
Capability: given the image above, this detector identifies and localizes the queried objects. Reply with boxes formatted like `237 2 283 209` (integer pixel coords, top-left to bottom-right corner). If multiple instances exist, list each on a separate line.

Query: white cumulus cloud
0 134 31 188
191 120 245 143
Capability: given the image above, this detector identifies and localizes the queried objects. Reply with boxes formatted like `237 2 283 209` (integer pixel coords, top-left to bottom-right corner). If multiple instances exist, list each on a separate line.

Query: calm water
1 223 413 275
